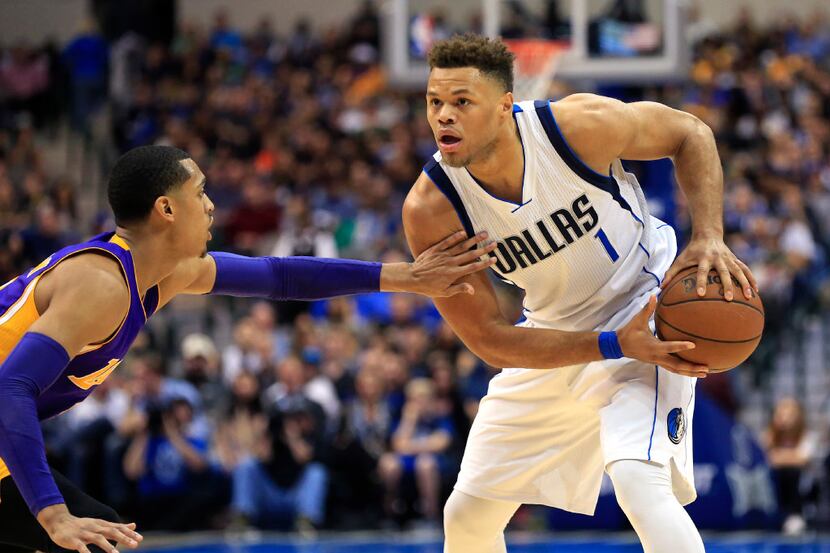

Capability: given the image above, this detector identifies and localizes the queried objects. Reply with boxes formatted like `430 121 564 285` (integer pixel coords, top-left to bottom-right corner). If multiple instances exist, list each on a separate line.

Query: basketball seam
659 297 764 315
654 314 762 344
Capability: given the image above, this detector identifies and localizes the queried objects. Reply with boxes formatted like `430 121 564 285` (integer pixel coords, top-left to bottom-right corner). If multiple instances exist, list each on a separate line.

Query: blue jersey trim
533 100 642 222
642 267 661 287
638 243 651 258
512 103 523 113
423 158 475 238
647 365 659 460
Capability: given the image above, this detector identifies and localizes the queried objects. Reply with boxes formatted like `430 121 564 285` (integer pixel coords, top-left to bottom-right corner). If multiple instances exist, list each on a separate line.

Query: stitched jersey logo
667 407 686 444
68 359 122 390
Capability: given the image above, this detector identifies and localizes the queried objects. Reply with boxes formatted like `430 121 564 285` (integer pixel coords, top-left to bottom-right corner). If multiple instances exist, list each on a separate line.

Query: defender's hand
38 504 142 553
382 231 497 297
616 296 709 378
661 236 758 301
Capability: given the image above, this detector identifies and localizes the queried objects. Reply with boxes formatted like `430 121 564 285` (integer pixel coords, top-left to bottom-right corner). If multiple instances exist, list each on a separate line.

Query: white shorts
454 222 697 515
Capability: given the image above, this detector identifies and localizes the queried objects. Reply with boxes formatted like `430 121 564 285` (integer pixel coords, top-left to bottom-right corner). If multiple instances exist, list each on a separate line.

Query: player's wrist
379 262 414 293
37 503 70 532
598 331 624 360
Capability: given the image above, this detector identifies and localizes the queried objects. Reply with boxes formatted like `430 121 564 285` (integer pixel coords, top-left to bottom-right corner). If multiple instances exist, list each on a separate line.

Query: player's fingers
447 231 488 255
74 542 92 553
445 282 475 296
428 230 468 254
454 257 497 276
82 531 116 553
728 259 753 300
97 525 137 548
714 259 734 301
735 258 759 294
660 357 708 378
101 521 142 543
660 264 678 289
695 261 711 296
637 295 657 323
660 341 696 354
452 247 492 266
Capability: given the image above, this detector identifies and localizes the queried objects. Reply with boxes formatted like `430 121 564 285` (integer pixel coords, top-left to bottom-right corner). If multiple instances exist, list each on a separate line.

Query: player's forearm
0 333 70 515
209 252 382 300
472 323 605 369
672 120 724 240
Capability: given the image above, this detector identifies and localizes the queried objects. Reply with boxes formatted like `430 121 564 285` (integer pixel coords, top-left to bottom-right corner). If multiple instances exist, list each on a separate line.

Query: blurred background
1 0 829 550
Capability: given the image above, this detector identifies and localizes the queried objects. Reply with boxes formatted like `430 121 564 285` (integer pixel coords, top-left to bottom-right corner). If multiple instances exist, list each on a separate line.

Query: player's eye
430 98 441 107
457 98 469 106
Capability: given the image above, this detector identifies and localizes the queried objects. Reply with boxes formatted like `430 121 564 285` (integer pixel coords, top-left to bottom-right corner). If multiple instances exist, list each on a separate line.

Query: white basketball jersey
424 100 672 332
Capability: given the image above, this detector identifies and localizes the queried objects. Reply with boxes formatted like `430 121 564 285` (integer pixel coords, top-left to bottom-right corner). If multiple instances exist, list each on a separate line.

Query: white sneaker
782 514 806 536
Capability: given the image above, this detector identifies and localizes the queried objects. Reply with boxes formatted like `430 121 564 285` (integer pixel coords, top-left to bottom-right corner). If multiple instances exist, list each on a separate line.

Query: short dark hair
427 34 515 93
107 145 191 225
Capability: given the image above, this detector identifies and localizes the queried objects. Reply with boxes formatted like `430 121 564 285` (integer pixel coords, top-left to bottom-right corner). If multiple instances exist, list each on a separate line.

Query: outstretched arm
549 94 758 300
156 231 496 308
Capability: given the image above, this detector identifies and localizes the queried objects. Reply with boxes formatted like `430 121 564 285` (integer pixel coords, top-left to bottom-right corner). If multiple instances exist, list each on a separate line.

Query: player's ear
501 91 514 114
156 197 175 220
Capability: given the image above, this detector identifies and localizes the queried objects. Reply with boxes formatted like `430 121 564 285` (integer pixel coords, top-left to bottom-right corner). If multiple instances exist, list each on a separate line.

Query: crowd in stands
0 0 829 533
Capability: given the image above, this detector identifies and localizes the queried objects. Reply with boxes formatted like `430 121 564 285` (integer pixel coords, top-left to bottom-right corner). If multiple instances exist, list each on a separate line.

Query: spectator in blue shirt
379 378 455 524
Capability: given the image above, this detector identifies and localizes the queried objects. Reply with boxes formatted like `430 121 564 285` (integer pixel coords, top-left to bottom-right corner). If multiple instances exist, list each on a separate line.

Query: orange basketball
655 267 764 372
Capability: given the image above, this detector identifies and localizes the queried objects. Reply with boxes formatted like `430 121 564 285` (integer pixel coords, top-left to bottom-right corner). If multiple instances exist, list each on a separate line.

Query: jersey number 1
595 228 619 263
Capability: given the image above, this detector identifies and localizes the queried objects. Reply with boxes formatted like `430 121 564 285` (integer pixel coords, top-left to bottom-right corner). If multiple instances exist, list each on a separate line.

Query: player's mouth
438 130 463 153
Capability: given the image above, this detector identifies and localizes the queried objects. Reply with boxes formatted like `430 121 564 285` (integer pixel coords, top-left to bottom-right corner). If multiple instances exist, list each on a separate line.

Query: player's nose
437 105 456 124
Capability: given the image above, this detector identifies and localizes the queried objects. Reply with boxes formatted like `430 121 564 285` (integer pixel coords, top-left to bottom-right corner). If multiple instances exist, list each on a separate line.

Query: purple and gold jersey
0 232 158 480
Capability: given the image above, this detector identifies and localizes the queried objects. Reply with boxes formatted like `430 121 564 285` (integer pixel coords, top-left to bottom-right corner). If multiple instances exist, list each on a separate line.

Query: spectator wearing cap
180 333 225 416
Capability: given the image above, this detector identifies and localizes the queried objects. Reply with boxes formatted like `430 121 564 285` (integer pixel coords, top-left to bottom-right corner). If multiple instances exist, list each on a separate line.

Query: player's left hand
661 236 758 301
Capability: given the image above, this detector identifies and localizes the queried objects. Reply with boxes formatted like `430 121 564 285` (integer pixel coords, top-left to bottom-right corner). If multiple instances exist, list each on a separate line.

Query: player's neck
114 227 180 296
466 120 524 204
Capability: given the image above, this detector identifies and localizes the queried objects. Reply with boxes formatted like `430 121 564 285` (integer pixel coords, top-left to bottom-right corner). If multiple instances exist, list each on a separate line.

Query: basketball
656 266 764 372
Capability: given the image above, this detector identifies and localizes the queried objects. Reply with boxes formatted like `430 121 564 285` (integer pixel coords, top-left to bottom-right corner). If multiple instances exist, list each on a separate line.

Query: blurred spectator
231 398 329 531
179 333 225 415
123 396 228 531
326 366 390 528
214 372 268 471
763 398 818 535
62 20 109 133
379 378 455 525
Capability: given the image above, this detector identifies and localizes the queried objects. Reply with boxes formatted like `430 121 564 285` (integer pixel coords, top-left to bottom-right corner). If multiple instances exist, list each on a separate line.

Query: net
504 39 569 101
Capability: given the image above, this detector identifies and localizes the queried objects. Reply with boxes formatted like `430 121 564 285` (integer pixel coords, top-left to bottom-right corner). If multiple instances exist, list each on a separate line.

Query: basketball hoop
504 39 569 101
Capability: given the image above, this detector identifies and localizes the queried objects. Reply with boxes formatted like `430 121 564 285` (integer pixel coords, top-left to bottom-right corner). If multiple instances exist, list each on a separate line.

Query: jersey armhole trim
422 159 475 238
43 248 132 355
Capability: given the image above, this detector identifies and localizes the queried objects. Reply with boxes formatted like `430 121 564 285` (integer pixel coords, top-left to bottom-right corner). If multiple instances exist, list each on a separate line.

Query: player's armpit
157 255 217 307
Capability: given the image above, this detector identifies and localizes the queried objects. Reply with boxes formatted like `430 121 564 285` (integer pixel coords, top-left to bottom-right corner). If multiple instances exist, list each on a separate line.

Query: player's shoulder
38 251 130 314
404 168 455 222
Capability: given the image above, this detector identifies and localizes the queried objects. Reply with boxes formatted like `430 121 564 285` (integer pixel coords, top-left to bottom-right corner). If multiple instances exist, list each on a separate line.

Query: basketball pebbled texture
655 266 764 372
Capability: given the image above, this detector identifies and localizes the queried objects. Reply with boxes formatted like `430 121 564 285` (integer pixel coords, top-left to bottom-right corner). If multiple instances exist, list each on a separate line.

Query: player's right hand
396 230 498 297
38 504 143 553
616 295 709 378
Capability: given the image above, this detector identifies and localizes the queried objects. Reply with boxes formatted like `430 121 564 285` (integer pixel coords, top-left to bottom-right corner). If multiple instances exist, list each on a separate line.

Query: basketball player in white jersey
402 35 758 553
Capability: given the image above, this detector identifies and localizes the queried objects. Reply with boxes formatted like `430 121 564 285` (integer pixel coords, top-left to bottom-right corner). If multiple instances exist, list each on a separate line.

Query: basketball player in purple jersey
0 145 496 553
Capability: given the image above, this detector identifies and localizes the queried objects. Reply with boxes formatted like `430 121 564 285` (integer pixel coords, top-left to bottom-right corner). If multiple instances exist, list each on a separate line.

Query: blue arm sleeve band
0 332 70 514
598 331 624 360
208 252 382 300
